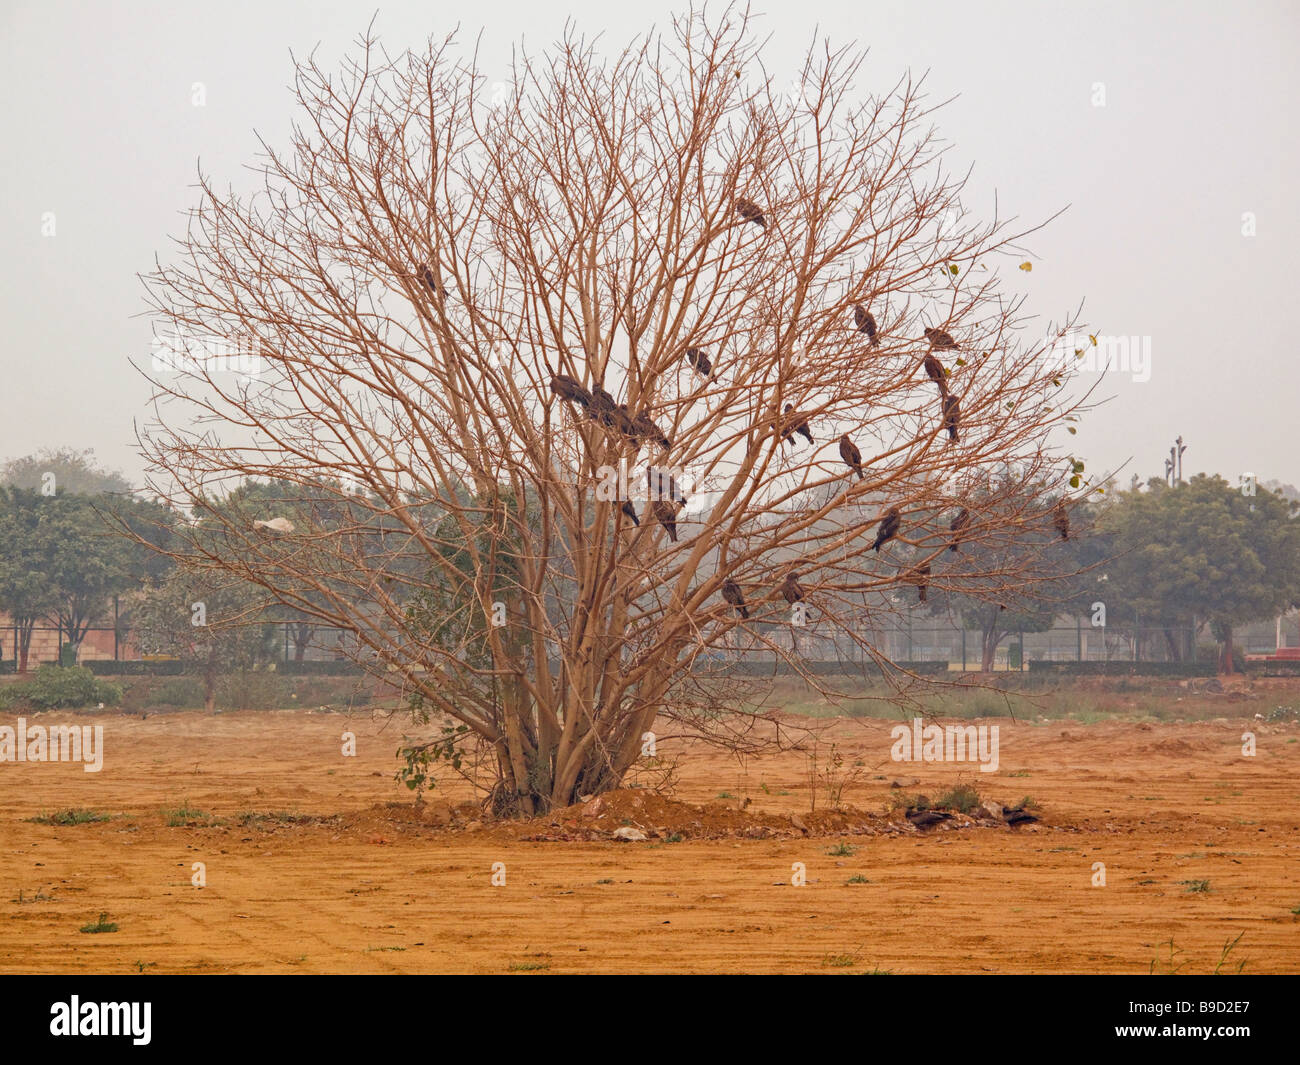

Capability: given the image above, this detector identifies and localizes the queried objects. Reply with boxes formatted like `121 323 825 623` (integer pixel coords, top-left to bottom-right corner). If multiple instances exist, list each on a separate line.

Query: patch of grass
363 945 407 953
508 960 551 972
664 832 685 844
133 961 156 973
596 878 614 885
936 784 981 814
161 802 214 827
13 887 54 904
1289 903 1300 916
827 841 857 857
716 791 736 799
846 875 871 884
28 808 112 826
1180 879 1211 894
1014 796 1042 812
1007 769 1031 778
860 966 895 975
80 912 117 934
822 954 856 968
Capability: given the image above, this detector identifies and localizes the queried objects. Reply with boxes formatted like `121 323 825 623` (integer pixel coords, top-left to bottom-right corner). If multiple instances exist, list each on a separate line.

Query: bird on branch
838 434 864 479
735 196 767 228
781 404 813 446
620 500 640 527
924 326 957 350
1053 499 1070 541
722 579 749 618
904 562 932 603
942 393 961 443
922 352 948 396
549 374 592 409
684 347 713 377
853 304 880 347
872 506 901 551
633 409 671 450
652 500 680 542
253 517 295 535
949 507 970 552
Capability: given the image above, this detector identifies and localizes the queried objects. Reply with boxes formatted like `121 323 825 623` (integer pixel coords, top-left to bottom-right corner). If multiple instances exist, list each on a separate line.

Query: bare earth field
2 699 1298 974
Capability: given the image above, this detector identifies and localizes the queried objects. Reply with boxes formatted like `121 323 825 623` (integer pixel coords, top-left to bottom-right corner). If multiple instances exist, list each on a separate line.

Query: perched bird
782 403 813 445
611 404 638 439
949 507 970 552
906 807 953 829
633 409 671 450
942 393 961 443
652 499 679 542
418 264 447 297
253 517 295 535
620 500 640 527
924 326 957 350
838 434 864 479
1003 804 1039 827
684 347 713 377
722 579 749 619
852 304 880 347
588 385 617 426
872 506 901 551
780 570 807 605
549 374 592 408
922 352 948 395
904 562 932 603
1053 500 1070 541
734 196 767 228
647 467 687 505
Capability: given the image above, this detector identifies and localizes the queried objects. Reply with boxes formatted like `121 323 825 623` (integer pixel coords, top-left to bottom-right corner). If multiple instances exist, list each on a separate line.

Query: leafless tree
137 8 1092 814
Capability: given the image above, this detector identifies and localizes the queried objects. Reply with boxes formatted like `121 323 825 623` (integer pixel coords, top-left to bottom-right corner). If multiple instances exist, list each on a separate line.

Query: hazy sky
1 0 1296 489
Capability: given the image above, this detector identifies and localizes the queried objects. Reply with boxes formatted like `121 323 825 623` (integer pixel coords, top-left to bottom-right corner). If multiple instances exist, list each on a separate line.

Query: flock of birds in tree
428 195 1069 626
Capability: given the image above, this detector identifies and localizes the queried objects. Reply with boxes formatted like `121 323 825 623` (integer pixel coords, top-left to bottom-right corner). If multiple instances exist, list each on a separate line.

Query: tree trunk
293 622 309 663
981 627 1003 672
1162 627 1181 662
1218 625 1236 675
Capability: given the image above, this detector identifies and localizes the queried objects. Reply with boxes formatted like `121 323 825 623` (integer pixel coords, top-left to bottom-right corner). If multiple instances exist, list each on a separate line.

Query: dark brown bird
904 562 932 603
852 304 880 347
922 352 948 395
872 506 901 551
1053 500 1070 541
722 579 749 619
1003 804 1039 827
684 347 713 377
924 326 957 350
620 500 640 527
647 467 687 505
633 409 671 450
780 570 806 605
418 263 447 297
941 393 961 443
906 807 953 829
612 404 638 439
549 374 591 408
782 403 813 446
949 507 970 552
652 499 679 542
588 385 617 426
838 434 864 479
735 196 767 228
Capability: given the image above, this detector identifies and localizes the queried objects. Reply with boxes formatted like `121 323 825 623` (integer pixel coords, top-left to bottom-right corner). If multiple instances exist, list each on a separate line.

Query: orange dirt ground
1 706 1297 974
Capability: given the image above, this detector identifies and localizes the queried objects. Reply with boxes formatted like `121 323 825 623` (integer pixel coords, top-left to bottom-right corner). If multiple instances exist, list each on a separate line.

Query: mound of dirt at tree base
327 791 1051 843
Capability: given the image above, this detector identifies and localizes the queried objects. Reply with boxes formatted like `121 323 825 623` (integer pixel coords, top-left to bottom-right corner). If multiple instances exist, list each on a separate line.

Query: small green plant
936 784 981 814
133 961 156 972
28 808 111 826
822 954 856 968
508 960 550 972
596 878 614 885
846 875 871 884
1212 932 1247 975
1180 879 1211 894
664 832 685 843
827 841 857 857
162 803 213 826
80 912 118 934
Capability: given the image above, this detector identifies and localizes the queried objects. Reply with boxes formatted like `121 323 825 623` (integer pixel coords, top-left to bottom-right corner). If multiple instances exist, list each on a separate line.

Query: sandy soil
1 704 1297 974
